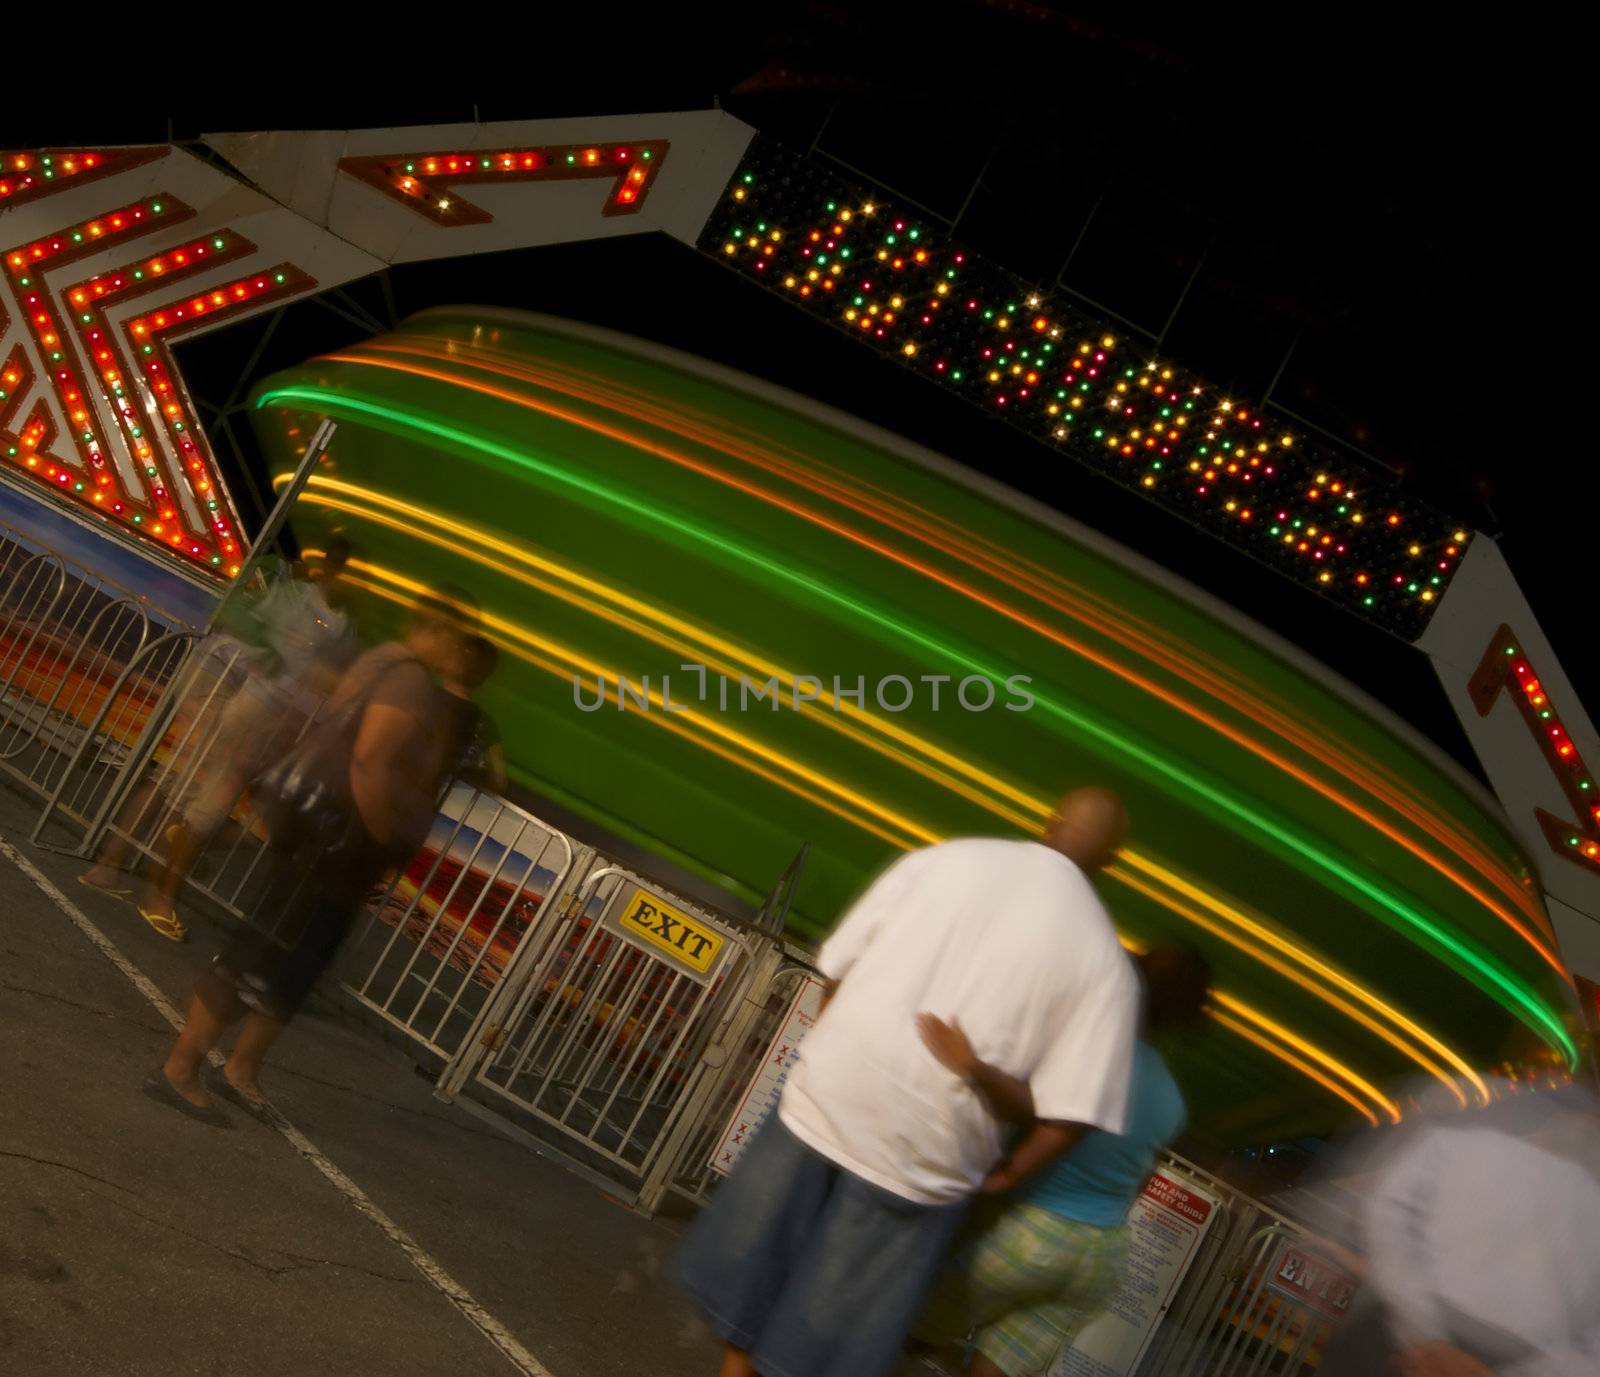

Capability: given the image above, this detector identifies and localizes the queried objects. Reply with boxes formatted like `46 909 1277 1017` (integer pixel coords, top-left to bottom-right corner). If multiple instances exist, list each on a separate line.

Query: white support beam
1420 534 1600 984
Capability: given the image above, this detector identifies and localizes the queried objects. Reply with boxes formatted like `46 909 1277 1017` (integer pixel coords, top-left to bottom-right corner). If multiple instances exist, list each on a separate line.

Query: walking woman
143 592 472 1123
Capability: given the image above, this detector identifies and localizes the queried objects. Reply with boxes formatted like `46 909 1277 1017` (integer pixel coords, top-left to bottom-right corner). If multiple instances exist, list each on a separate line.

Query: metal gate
341 783 579 1061
31 633 328 936
1 520 186 817
453 861 772 1194
661 961 816 1208
337 791 782 1206
1138 1222 1352 1377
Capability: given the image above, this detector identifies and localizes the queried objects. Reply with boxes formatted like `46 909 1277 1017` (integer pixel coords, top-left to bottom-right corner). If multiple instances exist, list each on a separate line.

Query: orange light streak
336 342 1560 976
393 336 1545 945
306 520 1471 1113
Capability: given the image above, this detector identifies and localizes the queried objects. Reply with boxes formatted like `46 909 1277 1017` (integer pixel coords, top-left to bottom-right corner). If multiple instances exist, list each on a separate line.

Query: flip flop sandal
203 1063 271 1120
141 1071 234 1129
138 906 188 943
78 873 134 898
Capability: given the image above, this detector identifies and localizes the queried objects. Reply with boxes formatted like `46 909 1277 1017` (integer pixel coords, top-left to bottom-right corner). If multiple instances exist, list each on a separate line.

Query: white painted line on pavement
0 834 558 1377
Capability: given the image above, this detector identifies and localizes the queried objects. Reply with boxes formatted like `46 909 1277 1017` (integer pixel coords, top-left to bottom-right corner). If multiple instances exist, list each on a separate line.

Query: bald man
674 788 1141 1377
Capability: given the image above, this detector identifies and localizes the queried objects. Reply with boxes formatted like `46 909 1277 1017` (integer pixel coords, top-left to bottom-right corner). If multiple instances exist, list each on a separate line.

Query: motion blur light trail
270 352 1563 989
300 495 1485 1108
255 310 1579 1144
326 551 1404 1131
261 383 1570 1055
357 335 1553 957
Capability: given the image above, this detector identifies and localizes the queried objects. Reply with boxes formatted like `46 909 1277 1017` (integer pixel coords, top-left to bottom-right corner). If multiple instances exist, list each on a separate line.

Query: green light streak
256 382 1577 1064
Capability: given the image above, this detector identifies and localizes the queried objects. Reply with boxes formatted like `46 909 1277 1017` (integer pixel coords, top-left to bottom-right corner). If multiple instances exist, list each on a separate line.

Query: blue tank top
1019 1041 1187 1227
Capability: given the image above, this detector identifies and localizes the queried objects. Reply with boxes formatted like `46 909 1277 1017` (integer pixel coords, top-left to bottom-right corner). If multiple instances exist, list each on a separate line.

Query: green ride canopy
250 307 1581 1148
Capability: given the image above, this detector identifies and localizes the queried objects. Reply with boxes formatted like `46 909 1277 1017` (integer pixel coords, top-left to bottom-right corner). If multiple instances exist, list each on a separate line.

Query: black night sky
13 5 1584 777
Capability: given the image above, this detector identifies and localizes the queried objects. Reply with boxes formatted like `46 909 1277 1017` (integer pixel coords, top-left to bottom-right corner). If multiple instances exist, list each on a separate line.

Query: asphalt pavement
0 778 729 1377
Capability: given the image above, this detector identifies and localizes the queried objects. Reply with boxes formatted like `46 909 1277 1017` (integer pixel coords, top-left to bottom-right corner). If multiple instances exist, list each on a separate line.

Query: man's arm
916 1012 1087 1190
816 977 841 1016
916 1013 1035 1124
984 1122 1088 1193
349 703 429 848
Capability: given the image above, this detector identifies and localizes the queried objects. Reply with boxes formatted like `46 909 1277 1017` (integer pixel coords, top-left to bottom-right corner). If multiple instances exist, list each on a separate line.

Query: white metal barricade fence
30 634 316 930
660 960 816 1209
338 809 791 1209
341 784 579 1060
1 519 195 827
27 630 199 848
448 859 777 1200
0 548 70 750
1136 1217 1353 1377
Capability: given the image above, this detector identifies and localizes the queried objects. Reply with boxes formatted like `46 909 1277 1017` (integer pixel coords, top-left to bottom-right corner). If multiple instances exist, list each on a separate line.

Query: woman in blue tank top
911 944 1211 1377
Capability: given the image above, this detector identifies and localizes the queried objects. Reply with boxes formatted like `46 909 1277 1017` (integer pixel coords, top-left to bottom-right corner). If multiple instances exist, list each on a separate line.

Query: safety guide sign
708 976 827 1175
1053 1169 1221 1376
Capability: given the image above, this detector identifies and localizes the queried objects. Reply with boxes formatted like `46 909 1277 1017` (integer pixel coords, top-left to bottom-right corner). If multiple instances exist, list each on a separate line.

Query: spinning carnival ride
250 308 1579 1147
3 117 1593 1150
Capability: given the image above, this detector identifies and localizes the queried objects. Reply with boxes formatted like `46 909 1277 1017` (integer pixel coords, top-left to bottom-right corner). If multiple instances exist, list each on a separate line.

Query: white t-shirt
779 837 1140 1205
1363 1123 1600 1375
255 577 352 685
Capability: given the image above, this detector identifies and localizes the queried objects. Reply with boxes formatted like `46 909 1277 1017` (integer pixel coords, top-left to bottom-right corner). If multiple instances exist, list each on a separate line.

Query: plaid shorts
914 1201 1129 1377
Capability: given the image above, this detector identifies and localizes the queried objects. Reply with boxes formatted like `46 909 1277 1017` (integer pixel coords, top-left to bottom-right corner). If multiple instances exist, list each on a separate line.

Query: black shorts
216 838 389 1021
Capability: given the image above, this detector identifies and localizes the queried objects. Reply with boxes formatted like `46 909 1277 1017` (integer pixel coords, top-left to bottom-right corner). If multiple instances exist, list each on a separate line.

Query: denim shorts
674 1115 968 1377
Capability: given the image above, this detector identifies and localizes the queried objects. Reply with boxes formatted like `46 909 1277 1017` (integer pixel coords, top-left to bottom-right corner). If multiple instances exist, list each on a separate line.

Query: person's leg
914 1200 1057 1354
717 1347 756 1377
89 654 234 891
221 1011 285 1104
965 1218 1128 1377
211 851 381 1101
144 684 280 918
161 966 245 1108
755 1174 969 1377
143 810 218 918
81 779 161 885
672 1118 835 1364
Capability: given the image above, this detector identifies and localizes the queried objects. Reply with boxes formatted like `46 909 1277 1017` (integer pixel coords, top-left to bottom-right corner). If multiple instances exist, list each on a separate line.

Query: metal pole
203 417 336 633
1054 193 1104 286
1260 333 1300 410
950 145 998 237
1156 238 1213 353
